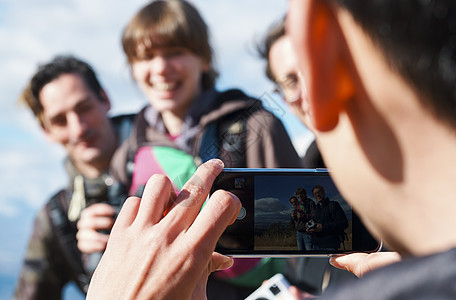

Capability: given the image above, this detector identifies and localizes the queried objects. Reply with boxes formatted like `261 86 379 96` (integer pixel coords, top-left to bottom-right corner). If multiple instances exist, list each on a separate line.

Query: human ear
99 89 112 111
291 0 355 132
201 58 211 74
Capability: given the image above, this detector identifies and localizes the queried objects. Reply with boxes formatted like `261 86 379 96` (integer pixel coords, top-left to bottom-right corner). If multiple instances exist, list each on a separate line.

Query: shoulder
329 200 340 206
28 190 69 241
114 105 170 151
216 88 250 102
204 88 280 124
109 112 137 125
322 249 456 299
302 140 325 168
110 107 149 133
44 189 75 227
46 189 70 210
213 89 263 117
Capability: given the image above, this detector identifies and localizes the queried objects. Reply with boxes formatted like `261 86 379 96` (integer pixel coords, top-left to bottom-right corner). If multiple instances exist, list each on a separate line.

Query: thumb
190 252 234 300
211 252 234 272
329 252 401 277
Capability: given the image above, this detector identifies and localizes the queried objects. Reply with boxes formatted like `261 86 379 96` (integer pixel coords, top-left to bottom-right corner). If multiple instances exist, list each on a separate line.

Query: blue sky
0 0 312 298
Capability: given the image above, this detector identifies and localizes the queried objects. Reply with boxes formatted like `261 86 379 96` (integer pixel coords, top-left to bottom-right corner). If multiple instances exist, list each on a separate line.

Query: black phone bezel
210 168 381 257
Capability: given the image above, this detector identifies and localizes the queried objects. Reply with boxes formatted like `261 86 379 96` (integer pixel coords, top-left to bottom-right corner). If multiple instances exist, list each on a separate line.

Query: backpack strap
110 113 136 145
107 113 145 206
198 89 264 167
199 113 248 167
46 190 91 293
198 123 219 162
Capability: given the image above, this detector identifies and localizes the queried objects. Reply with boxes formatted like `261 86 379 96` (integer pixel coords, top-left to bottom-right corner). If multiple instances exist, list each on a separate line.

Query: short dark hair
289 196 299 203
257 16 286 83
19 55 104 125
331 0 456 129
295 187 306 196
312 185 325 194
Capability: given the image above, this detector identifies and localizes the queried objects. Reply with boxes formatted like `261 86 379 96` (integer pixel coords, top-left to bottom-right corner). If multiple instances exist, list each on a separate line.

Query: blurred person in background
15 55 134 299
258 16 324 169
257 17 355 296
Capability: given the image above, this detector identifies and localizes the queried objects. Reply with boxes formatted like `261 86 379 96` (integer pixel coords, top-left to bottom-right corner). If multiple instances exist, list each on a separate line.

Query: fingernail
335 255 348 264
329 255 348 271
207 159 224 170
217 257 234 271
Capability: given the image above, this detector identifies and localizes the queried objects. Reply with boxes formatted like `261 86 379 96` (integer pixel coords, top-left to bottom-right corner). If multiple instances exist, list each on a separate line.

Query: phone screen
210 168 380 256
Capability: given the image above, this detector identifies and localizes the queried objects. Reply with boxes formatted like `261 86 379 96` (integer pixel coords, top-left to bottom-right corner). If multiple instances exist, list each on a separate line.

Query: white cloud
0 137 66 216
255 197 287 213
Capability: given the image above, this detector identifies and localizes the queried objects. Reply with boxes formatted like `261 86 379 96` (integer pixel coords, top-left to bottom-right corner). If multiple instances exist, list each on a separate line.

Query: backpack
197 90 264 166
121 97 283 288
126 90 263 196
128 146 198 197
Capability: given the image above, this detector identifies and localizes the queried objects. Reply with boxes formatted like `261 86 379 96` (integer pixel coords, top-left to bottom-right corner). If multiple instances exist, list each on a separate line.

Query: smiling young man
38 72 116 177
15 55 134 299
285 0 456 298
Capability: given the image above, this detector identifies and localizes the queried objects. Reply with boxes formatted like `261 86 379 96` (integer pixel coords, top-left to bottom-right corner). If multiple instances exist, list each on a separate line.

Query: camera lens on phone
237 207 246 220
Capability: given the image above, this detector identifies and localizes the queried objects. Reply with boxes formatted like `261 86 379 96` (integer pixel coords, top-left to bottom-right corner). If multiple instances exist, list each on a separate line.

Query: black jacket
322 248 456 299
312 198 348 249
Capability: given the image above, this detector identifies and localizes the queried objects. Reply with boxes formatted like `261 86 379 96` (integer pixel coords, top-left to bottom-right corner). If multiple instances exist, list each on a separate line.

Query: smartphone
210 168 381 256
245 273 295 300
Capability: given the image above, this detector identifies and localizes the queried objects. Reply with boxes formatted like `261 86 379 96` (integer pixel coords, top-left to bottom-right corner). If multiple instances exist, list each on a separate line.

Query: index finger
162 159 224 232
185 190 241 259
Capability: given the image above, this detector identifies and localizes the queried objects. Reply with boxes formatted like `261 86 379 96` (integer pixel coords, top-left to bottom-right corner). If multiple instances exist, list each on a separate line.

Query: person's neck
73 124 117 179
394 116 456 257
74 158 110 179
162 111 185 137
344 80 456 257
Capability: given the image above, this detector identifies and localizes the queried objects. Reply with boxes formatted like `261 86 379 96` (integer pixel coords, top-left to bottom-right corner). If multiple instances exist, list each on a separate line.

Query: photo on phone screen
210 168 380 256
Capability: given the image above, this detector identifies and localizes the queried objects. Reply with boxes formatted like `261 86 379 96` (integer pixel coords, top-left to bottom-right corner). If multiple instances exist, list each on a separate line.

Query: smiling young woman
105 1 303 299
